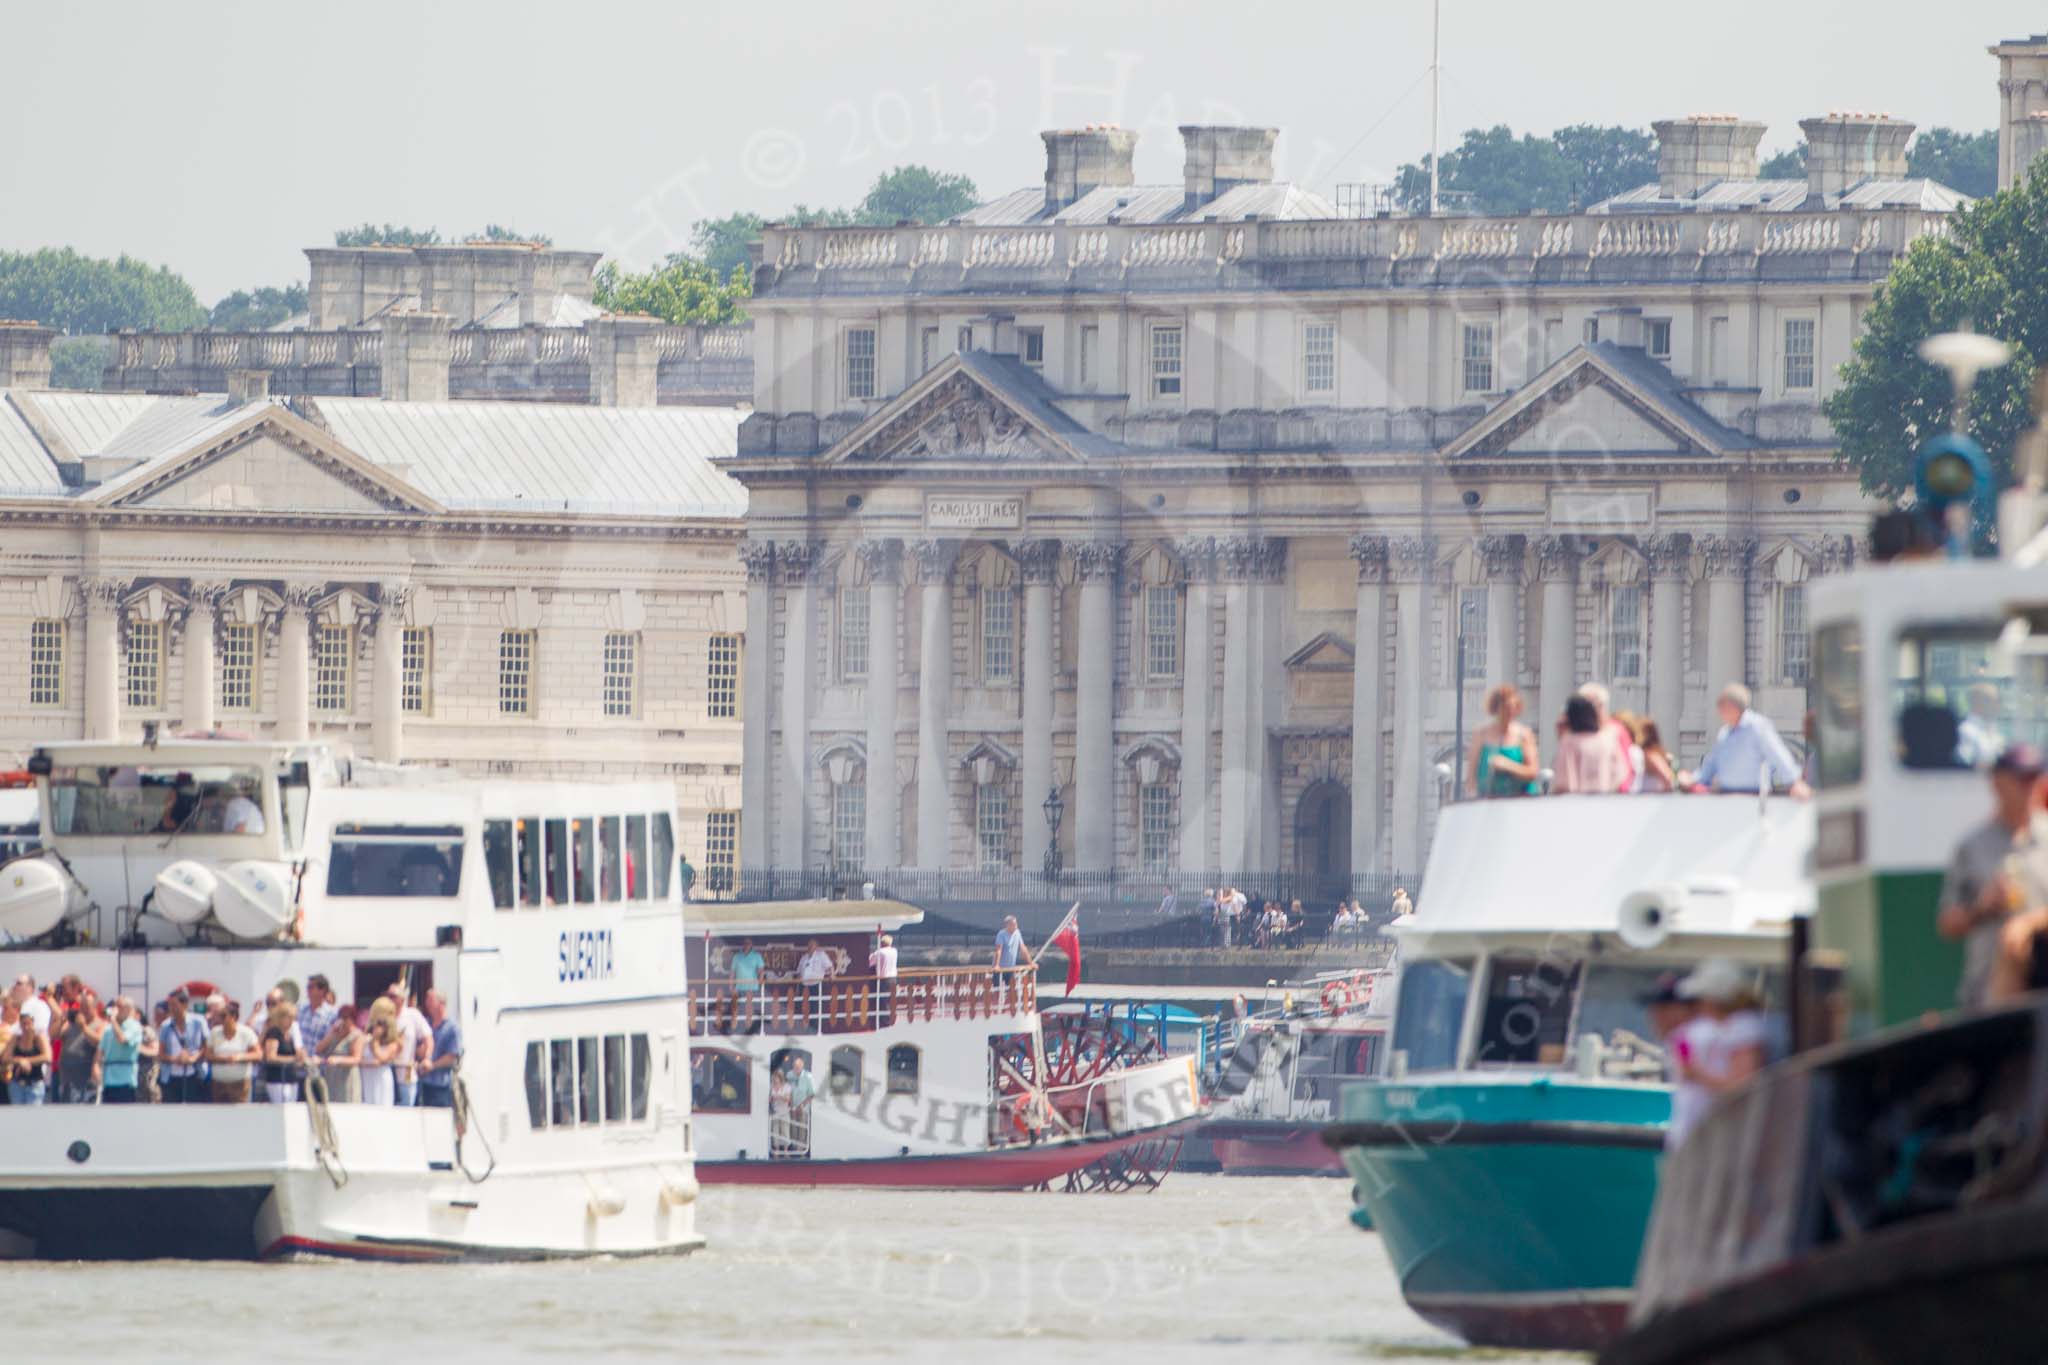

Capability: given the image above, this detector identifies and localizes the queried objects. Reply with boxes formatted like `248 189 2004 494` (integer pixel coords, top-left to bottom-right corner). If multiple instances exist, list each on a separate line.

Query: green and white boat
1325 793 1807 1351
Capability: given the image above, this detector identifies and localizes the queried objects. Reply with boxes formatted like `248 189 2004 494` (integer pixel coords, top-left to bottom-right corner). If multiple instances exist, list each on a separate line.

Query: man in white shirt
867 932 898 1026
797 940 835 1029
222 791 265 834
11 976 51 1037
386 982 432 1106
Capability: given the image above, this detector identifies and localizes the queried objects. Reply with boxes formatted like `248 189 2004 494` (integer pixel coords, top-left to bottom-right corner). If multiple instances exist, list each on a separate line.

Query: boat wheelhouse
1324 794 1806 1351
686 898 1201 1187
0 738 702 1261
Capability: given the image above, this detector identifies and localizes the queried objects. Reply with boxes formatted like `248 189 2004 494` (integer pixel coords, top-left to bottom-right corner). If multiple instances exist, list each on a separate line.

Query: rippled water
7 1176 1580 1363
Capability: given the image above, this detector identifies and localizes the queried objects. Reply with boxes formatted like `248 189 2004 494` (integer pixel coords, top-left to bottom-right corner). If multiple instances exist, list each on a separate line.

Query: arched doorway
1292 781 1351 905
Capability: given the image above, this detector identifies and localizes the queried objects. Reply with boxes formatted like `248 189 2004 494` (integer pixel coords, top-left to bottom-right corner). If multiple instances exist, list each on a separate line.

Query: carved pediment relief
1283 631 1356 672
828 363 1085 464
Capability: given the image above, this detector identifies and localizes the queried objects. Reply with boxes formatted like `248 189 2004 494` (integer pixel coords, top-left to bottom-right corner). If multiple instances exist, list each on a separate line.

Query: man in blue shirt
158 988 210 1104
1687 683 1809 796
418 989 461 1108
728 938 766 1032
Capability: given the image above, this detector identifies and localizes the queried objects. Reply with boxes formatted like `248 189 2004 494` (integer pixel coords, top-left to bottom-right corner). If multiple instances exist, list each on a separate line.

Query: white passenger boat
0 738 702 1261
686 899 1202 1187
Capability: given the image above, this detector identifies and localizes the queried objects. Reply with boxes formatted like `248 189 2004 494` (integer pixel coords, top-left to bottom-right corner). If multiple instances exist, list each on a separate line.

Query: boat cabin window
47 764 267 837
625 815 648 900
277 761 310 852
544 819 570 904
599 817 622 900
1472 956 1581 1068
651 813 675 899
0 820 37 863
691 1048 750 1113
1892 623 2048 771
886 1043 920 1095
830 1044 863 1095
1572 965 1672 1058
572 820 596 904
517 819 543 908
1391 959 1472 1074
325 824 464 898
524 1032 655 1130
484 820 515 909
1813 622 1863 788
1299 1030 1382 1078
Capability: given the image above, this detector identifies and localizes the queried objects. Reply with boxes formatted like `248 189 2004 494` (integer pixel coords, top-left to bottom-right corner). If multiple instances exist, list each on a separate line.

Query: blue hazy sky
3 0 2040 299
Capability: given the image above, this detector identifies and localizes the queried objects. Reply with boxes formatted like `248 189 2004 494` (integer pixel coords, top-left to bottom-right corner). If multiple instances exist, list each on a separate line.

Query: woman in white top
1665 959 1769 1150
351 999 401 1106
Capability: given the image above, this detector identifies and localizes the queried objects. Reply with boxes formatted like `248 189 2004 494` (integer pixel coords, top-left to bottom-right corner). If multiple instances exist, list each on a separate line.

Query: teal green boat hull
1326 1078 1667 1352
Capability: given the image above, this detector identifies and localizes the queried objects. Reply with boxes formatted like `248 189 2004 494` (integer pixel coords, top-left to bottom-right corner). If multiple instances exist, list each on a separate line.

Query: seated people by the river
1682 683 1809 796
1941 744 2048 1006
419 989 461 1108
1553 695 1629 794
1665 959 1767 1150
1468 684 1542 797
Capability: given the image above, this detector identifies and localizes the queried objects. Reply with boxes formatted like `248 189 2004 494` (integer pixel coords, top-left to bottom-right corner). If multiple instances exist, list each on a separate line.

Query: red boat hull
1206 1123 1346 1176
696 1127 1181 1189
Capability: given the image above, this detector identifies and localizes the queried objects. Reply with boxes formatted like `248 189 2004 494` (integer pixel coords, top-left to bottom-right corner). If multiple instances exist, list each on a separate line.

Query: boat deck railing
688 965 1037 1037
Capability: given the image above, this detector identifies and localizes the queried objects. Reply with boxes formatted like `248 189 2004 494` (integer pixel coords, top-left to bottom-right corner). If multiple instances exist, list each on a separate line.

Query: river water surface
10 1176 1579 1362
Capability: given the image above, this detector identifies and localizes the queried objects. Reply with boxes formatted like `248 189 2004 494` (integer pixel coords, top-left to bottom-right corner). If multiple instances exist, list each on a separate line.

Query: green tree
1398 125 1652 214
855 165 979 224
1908 128 1998 198
468 224 553 245
208 284 309 330
591 254 751 325
1551 124 1659 206
691 212 768 277
1759 145 1807 180
49 337 108 391
0 247 206 334
333 223 442 247
1825 166 2048 500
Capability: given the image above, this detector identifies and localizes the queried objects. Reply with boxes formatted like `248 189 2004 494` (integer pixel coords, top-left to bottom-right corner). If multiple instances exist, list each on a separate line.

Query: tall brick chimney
1651 116 1766 198
379 310 452 402
0 321 56 390
1041 126 1139 214
588 314 663 408
1993 34 2048 191
1799 113 1914 200
1180 126 1278 211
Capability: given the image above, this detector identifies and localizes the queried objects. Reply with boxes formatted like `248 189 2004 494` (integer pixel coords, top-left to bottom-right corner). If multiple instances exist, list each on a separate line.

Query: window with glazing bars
1462 321 1496 394
705 810 739 893
401 626 431 714
845 327 877 400
313 624 353 713
1456 587 1487 681
1303 321 1336 394
1145 585 1179 679
832 781 865 873
1151 325 1182 398
1780 585 1809 684
125 619 163 710
219 623 257 712
498 629 534 716
707 633 739 718
603 632 638 717
1610 585 1644 680
1783 318 1816 390
1079 325 1098 390
28 620 63 707
1140 783 1173 873
976 785 1010 871
839 589 869 682
982 587 1014 683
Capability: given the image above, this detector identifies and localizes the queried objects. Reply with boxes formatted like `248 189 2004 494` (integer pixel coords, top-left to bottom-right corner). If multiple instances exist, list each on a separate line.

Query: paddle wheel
989 1010 1184 1192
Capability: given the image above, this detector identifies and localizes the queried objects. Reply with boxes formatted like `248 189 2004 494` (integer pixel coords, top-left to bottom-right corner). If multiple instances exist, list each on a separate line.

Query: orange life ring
1321 982 1347 1013
180 979 220 1002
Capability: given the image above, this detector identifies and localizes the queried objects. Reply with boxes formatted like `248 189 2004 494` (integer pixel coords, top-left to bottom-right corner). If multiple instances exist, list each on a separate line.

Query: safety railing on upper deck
688 965 1037 1037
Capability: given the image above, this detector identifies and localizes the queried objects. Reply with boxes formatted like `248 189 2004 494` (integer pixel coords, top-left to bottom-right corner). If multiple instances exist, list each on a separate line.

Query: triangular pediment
94 408 443 515
1443 345 1742 461
823 353 1095 464
1284 631 1355 671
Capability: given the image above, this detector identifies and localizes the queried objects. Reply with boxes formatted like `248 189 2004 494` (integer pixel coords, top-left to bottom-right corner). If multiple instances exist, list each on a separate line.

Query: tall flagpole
1428 0 1442 216
1035 902 1080 962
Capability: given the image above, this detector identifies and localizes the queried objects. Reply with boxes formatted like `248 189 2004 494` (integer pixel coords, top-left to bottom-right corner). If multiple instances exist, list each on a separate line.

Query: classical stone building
0 323 751 888
725 107 1982 900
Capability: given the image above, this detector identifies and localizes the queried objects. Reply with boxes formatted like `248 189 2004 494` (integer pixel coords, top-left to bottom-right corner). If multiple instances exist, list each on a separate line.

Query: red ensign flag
1049 904 1082 997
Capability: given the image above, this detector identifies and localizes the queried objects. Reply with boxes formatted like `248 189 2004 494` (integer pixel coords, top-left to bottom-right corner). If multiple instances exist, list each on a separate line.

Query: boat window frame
624 814 649 901
599 816 623 902
1390 956 1475 1076
691 1046 752 1115
885 1042 921 1096
323 823 465 899
484 819 515 910
829 1043 863 1096
1467 952 1584 1071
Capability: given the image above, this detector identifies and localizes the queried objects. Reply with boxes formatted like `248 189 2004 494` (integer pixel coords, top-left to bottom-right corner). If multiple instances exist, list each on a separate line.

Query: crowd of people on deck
0 973 460 1108
1469 679 1808 801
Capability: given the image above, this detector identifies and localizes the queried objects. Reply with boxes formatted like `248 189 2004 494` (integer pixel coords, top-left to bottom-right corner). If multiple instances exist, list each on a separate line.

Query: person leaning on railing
94 998 146 1104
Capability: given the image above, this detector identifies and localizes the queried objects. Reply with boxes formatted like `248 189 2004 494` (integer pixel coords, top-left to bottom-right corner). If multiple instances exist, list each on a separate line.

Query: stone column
912 539 960 872
1533 536 1582 753
739 543 778 877
1071 541 1122 875
1348 537 1389 878
858 540 903 871
1389 538 1435 877
1698 535 1754 699
1018 539 1060 879
370 584 408 763
182 583 226 736
1176 539 1218 877
275 584 320 742
1478 535 1525 696
777 542 821 872
80 578 126 741
1644 534 1691 736
1219 537 1286 875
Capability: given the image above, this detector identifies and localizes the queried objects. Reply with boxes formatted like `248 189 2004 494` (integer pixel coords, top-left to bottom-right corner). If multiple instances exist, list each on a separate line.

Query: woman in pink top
1553 695 1630 794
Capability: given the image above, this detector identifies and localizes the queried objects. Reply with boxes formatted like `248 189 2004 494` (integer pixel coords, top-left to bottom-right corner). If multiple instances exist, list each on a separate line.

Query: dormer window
1019 327 1044 370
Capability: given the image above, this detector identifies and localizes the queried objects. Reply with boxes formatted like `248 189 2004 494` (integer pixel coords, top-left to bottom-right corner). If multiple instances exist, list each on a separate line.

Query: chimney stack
1799 113 1915 200
1179 125 1278 211
1041 127 1139 214
588 314 663 408
0 321 56 390
226 369 271 405
1992 35 2048 192
379 310 452 403
1651 116 1766 198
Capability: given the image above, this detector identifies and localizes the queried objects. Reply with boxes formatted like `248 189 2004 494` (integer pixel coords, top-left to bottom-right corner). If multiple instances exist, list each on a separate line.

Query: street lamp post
1041 785 1065 892
1451 594 1477 802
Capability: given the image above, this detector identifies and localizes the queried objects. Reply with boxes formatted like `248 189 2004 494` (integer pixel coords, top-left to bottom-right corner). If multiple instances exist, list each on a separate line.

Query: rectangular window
572 818 596 904
957 325 973 354
1610 585 1644 681
1455 587 1488 681
982 586 1015 683
125 619 163 710
1461 321 1496 395
625 813 649 900
599 816 622 901
525 1042 548 1129
629 1033 652 1121
1144 585 1179 679
544 817 570 905
29 619 64 708
313 624 353 714
518 817 543 908
705 809 739 893
498 629 534 716
844 326 877 401
484 819 515 910
976 785 1010 872
218 622 257 712
1646 318 1673 361
1583 317 1601 345
706 633 739 718
1780 585 1810 684
549 1039 575 1126
651 811 675 899
400 626 431 714
1079 324 1098 390
602 1034 627 1123
920 326 938 375
832 782 865 873
1019 326 1044 370
577 1036 600 1125
602 631 638 718
1140 784 1173 873
839 590 869 682
1783 316 1816 391
1150 324 1183 399
1302 321 1336 395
